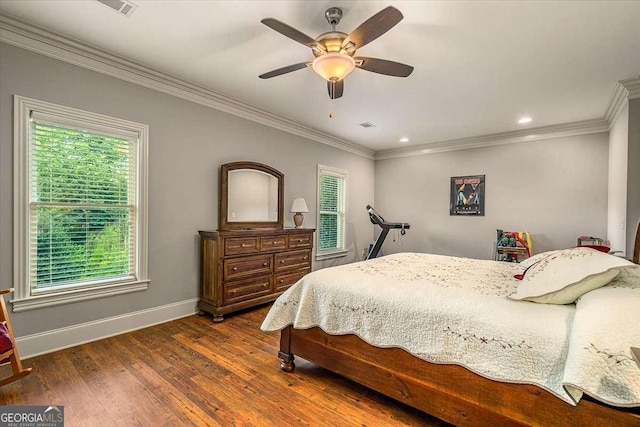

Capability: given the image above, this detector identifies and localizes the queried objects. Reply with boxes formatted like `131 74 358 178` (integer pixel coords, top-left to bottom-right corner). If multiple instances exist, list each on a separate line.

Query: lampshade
290 198 309 213
312 53 356 82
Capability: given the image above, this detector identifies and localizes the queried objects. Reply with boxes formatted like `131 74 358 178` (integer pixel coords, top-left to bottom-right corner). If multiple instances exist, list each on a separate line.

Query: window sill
316 249 348 261
10 279 149 312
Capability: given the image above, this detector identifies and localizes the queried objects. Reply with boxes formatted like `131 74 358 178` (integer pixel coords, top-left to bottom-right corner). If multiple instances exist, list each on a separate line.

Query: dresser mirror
219 161 284 230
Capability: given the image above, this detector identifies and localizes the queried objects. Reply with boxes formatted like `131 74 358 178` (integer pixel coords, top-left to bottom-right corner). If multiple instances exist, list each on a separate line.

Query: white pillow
519 250 560 269
509 247 637 304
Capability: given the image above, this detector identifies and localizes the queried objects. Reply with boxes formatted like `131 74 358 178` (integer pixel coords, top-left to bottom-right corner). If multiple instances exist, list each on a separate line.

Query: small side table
632 347 640 368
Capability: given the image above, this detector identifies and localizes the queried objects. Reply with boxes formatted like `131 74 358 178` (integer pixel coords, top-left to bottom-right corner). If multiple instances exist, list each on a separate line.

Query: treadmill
365 205 410 260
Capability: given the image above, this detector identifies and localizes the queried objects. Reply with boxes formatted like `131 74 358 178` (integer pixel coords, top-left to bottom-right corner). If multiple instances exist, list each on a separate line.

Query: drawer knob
298 239 303 242
280 260 285 264
230 290 237 294
232 267 238 271
272 241 277 244
304 257 308 260
279 279 284 283
263 262 268 266
241 244 248 248
262 284 268 288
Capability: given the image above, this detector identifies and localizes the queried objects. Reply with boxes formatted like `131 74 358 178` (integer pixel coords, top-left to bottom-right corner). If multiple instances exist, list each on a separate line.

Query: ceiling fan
259 6 414 99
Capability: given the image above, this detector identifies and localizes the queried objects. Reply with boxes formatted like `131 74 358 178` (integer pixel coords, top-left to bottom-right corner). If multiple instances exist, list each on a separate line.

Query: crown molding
605 81 631 126
622 76 640 99
375 119 609 160
604 76 640 127
0 13 374 159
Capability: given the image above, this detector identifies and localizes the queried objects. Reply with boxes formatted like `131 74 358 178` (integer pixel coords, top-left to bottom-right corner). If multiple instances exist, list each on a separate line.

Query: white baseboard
15 298 199 359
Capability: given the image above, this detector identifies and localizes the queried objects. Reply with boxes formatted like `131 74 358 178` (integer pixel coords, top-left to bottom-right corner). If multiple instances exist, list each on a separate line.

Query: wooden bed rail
278 326 639 427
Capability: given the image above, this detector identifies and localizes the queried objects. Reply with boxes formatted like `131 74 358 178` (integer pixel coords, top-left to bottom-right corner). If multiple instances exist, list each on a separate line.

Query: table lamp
290 198 309 228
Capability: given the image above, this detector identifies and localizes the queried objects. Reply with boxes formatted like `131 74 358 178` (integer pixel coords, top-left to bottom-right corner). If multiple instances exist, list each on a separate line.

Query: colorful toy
496 230 533 262
498 233 513 247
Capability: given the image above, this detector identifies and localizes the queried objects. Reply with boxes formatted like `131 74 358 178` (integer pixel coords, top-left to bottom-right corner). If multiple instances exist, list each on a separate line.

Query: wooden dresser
198 228 314 321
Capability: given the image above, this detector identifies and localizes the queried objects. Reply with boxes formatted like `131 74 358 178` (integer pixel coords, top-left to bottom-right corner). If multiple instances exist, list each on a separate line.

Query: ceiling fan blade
342 6 403 50
328 80 344 99
355 57 414 77
259 62 310 79
261 18 320 49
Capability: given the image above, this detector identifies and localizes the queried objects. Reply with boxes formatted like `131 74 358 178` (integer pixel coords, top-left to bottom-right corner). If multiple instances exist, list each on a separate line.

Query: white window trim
12 95 149 312
316 164 348 261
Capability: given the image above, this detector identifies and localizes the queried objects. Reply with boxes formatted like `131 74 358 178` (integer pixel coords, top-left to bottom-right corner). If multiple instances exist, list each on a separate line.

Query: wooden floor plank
125 362 224 427
70 410 118 427
0 305 448 426
86 340 181 427
50 351 106 420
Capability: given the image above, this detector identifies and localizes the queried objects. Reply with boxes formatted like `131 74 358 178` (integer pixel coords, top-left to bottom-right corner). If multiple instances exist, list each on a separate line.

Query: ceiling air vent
95 0 138 17
359 122 376 128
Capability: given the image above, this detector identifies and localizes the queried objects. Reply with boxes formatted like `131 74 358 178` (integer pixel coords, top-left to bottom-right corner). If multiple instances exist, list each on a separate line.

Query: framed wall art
450 175 485 216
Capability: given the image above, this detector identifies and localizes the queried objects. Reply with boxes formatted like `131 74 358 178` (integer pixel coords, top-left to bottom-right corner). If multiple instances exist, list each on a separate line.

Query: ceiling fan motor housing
313 31 350 57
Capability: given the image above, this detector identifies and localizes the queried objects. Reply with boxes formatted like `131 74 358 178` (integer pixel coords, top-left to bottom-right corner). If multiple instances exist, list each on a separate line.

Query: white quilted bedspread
261 252 640 407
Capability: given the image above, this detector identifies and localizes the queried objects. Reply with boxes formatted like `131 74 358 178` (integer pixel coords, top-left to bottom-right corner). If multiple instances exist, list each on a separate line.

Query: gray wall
374 134 609 259
627 98 640 257
0 43 375 337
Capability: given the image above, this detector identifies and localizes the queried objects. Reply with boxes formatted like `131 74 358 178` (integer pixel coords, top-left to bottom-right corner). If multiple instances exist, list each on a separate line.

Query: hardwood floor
0 305 451 426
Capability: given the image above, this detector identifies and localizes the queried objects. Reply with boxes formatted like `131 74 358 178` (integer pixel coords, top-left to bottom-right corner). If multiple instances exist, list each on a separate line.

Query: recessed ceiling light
518 117 532 124
399 137 409 143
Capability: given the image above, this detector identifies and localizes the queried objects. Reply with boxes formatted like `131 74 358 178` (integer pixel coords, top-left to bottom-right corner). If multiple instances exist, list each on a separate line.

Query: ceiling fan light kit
312 53 355 82
260 6 414 99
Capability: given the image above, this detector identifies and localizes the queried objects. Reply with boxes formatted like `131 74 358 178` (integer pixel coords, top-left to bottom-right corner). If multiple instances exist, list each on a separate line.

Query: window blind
318 174 345 252
29 120 137 291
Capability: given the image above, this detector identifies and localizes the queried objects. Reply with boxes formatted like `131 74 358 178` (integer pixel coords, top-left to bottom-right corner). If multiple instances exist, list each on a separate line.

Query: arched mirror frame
219 161 284 230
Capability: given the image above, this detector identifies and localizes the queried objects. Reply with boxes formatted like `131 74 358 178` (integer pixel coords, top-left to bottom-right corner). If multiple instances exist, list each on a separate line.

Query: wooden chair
0 288 32 387
633 219 640 264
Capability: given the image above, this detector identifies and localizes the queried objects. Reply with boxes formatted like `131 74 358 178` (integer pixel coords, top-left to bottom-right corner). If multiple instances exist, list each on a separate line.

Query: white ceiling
1 0 639 153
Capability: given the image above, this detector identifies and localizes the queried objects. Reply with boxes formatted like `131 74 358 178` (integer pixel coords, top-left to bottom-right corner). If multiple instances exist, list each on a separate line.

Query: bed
261 234 640 426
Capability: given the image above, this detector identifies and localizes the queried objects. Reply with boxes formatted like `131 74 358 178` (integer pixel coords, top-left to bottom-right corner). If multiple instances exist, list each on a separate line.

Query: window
13 95 149 311
317 165 347 260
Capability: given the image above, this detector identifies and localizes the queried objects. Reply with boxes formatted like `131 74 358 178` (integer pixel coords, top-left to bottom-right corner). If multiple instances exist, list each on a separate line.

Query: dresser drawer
274 270 308 292
260 236 288 252
224 277 271 304
275 250 310 272
288 233 312 249
224 237 259 256
224 254 272 281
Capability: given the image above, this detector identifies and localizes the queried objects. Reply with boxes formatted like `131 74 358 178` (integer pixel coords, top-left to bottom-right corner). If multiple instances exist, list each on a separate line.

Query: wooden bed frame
277 222 640 426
